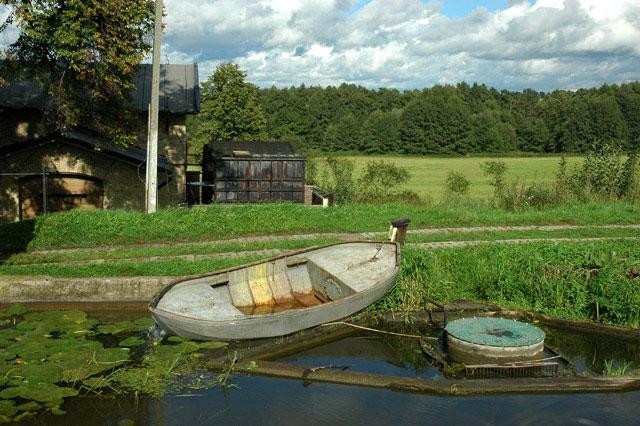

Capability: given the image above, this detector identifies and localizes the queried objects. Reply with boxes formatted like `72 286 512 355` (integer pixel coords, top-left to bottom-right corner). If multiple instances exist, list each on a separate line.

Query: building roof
0 129 173 172
204 141 300 158
0 64 200 114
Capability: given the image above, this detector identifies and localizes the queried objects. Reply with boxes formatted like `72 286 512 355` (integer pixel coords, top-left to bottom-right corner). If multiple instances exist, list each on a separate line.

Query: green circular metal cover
445 317 545 347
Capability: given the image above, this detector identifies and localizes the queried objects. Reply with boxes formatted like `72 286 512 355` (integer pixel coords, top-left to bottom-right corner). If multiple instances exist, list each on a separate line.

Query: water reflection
32 376 640 425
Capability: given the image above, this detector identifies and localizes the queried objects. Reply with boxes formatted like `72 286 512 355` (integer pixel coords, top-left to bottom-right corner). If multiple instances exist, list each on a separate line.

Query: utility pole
145 0 163 213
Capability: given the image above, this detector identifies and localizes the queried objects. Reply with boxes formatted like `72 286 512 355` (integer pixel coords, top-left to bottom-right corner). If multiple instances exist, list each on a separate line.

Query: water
29 376 640 425
12 306 640 425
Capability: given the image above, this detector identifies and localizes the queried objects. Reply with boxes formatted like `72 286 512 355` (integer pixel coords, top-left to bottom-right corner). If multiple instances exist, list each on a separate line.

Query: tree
1 0 155 144
360 110 401 153
400 92 472 154
322 113 359 152
190 63 267 153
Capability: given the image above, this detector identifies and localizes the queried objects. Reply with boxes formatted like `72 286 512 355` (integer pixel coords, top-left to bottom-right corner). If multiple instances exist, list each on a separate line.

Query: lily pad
4 362 64 384
97 317 155 335
0 304 27 319
197 341 228 350
16 401 41 412
50 406 66 415
17 310 98 335
0 382 78 405
7 335 84 362
119 337 145 347
0 349 17 361
0 400 17 417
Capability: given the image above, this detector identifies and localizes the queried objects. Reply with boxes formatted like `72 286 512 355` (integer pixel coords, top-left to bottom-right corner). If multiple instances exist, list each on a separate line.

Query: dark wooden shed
201 142 305 203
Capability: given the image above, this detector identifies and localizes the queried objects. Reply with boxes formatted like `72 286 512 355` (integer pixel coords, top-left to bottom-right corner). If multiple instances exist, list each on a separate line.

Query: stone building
0 64 199 223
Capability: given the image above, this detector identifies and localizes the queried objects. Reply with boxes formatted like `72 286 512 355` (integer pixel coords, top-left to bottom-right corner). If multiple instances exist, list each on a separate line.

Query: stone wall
0 109 188 222
0 141 183 223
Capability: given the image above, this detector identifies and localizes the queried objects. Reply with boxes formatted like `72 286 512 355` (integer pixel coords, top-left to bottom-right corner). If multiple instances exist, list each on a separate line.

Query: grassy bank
2 202 640 252
3 227 638 267
407 227 640 243
379 240 640 327
0 256 264 278
2 237 342 266
3 238 637 327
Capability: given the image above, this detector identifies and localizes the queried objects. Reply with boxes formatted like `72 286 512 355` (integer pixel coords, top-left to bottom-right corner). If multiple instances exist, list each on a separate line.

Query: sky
2 0 640 91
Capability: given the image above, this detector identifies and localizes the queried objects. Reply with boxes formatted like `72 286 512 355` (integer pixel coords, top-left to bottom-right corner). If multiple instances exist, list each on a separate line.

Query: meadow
314 154 584 200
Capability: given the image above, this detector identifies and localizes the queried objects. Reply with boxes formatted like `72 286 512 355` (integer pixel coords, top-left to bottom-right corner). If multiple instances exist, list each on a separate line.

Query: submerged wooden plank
209 359 640 396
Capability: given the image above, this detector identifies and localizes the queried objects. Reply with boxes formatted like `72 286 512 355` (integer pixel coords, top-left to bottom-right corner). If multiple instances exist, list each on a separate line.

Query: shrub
576 144 637 199
499 180 558 211
444 171 471 196
321 157 356 205
356 160 410 203
305 156 319 186
481 160 508 204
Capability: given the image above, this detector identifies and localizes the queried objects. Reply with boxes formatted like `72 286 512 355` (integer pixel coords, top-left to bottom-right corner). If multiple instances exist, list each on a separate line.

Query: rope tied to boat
320 321 422 339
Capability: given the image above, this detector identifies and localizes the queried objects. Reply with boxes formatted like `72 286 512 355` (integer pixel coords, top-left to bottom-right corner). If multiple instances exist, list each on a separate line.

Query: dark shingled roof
0 129 173 172
0 64 200 114
205 141 299 158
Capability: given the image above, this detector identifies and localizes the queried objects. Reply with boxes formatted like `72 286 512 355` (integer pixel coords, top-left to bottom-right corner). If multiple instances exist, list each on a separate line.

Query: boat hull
149 241 400 340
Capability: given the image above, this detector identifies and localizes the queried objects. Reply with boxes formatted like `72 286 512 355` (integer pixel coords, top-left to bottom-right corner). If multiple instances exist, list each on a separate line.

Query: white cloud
2 1 640 91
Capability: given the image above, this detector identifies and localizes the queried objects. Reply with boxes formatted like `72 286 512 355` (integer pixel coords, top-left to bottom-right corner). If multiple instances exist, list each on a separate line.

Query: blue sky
2 0 640 91
350 0 511 18
440 0 511 17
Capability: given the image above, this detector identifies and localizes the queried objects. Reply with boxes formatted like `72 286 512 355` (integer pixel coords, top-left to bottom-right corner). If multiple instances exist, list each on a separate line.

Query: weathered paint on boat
149 241 400 340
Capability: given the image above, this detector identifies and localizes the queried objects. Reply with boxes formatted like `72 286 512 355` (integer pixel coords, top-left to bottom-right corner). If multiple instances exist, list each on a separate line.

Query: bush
485 145 639 211
562 144 638 201
444 171 471 196
481 160 507 202
356 160 411 203
324 157 356 204
314 158 421 206
305 156 319 186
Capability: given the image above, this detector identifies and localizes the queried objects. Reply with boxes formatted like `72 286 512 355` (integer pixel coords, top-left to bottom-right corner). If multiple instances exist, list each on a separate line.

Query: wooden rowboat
149 241 401 340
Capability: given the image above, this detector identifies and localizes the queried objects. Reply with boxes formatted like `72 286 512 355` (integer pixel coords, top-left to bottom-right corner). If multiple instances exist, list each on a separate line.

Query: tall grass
480 145 640 211
378 240 640 327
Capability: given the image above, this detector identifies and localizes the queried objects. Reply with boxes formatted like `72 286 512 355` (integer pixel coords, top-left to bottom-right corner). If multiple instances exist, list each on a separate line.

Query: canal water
11 307 640 425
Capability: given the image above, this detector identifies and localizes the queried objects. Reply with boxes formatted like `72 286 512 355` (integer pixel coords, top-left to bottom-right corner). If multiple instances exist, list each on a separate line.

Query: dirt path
25 224 640 255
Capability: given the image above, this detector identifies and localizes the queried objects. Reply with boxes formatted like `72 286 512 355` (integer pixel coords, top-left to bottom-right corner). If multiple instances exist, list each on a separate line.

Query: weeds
380 240 640 327
480 144 639 211
603 359 633 377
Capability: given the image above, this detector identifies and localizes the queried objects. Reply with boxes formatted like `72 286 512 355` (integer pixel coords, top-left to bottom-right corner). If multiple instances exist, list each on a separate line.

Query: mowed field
320 155 584 200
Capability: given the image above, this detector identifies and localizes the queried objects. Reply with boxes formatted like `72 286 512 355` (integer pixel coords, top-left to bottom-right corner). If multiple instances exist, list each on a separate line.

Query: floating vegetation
0 304 229 423
118 337 145 347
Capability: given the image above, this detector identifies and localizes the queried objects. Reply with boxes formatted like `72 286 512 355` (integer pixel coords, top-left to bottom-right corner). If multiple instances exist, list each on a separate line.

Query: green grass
406 227 640 243
2 202 640 252
315 154 584 199
3 237 342 265
0 256 265 278
377 240 640 327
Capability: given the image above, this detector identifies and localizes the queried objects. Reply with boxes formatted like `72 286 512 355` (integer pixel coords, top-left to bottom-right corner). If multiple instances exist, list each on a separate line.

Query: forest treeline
256 81 640 154
187 64 640 155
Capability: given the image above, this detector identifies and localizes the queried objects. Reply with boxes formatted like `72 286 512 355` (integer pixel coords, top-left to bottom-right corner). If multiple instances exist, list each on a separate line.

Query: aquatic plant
0 305 229 422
